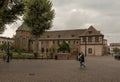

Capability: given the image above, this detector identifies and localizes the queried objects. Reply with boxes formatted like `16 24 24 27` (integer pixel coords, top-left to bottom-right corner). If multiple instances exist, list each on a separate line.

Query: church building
15 23 107 57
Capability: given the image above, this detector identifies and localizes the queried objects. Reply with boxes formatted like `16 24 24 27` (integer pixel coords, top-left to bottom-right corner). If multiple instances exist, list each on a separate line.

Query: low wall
56 53 77 60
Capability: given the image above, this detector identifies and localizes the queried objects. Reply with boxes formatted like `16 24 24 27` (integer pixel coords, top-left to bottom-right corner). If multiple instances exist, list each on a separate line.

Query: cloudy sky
1 0 120 44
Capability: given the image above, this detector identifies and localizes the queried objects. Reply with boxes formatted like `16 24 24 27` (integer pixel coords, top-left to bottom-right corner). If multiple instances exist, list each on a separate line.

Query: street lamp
82 37 87 56
85 37 87 56
6 41 10 62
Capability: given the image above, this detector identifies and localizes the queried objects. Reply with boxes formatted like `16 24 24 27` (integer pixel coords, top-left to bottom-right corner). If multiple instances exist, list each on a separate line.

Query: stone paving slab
0 56 120 82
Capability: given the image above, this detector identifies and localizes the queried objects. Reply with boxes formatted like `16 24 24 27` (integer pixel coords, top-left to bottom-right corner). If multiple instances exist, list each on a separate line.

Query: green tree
0 0 24 33
0 42 15 52
113 48 120 54
0 43 8 51
58 42 70 53
24 0 55 57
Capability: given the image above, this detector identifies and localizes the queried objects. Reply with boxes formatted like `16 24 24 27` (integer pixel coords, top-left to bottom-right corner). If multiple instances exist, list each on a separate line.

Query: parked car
114 54 120 60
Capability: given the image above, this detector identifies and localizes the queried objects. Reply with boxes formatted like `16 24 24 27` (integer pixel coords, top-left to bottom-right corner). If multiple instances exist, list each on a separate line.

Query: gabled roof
44 29 86 35
16 23 30 32
80 25 103 36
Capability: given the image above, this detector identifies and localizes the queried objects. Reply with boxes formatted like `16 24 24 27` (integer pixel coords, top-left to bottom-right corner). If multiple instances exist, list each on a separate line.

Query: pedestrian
78 52 86 68
6 53 10 63
3 53 7 62
55 54 58 60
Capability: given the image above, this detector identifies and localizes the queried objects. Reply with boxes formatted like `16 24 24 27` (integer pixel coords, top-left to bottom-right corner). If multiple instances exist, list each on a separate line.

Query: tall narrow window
88 37 92 42
41 48 44 53
46 48 48 52
53 48 55 53
95 37 99 42
88 48 92 54
53 41 55 44
82 37 86 42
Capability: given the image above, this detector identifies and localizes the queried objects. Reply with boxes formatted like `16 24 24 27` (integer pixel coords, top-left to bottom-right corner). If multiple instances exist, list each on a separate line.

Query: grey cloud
52 0 75 7
1 0 120 43
51 0 120 43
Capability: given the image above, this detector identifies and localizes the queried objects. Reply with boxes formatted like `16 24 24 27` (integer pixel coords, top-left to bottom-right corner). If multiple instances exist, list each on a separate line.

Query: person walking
78 52 86 68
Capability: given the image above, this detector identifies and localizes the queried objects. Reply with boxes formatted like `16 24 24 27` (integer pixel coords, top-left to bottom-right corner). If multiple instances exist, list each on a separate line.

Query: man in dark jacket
79 52 86 68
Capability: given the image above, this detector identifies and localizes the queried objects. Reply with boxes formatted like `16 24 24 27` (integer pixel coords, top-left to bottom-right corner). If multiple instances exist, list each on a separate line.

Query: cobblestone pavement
0 56 120 82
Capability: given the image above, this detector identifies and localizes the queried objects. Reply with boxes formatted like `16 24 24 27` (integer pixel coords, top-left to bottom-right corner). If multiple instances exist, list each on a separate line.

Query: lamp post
81 36 87 57
84 37 87 56
6 41 10 63
85 37 87 56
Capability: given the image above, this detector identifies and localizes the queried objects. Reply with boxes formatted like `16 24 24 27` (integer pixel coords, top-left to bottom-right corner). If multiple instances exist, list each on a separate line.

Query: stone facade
15 24 107 57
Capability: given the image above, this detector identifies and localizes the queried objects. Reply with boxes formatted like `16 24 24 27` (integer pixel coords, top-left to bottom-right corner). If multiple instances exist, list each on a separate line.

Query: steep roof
80 25 103 36
16 23 30 32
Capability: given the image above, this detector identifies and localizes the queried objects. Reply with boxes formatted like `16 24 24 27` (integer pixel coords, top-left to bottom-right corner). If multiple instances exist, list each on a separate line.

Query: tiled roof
16 24 103 39
44 29 87 35
17 23 86 34
80 25 103 36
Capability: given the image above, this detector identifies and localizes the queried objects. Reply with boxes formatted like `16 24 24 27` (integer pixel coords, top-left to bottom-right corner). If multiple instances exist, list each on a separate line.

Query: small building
110 43 120 54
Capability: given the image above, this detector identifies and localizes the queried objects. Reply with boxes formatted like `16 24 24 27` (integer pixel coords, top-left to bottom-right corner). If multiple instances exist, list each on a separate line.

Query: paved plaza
0 56 120 82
